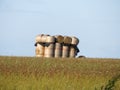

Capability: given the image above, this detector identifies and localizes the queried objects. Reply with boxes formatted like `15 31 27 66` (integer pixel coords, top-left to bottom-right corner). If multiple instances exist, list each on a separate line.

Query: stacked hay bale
69 37 79 57
54 35 64 57
35 34 79 58
62 36 72 58
44 36 55 58
35 34 45 57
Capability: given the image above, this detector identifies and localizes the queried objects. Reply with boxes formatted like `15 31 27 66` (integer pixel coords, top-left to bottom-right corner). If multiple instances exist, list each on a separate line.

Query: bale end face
63 36 72 44
55 35 64 43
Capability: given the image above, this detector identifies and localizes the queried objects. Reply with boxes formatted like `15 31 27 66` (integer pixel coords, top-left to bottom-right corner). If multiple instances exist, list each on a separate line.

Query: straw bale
63 36 72 44
55 35 64 43
41 35 49 43
44 44 55 57
62 45 70 58
71 36 79 45
35 34 44 43
69 46 77 58
46 36 55 43
78 55 86 58
35 43 45 57
35 47 39 55
54 43 62 57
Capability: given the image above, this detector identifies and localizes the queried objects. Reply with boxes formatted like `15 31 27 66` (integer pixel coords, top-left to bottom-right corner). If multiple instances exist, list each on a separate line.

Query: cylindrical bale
71 37 79 45
41 34 50 43
44 36 55 58
35 43 45 57
35 34 44 43
54 43 62 57
46 36 55 43
62 44 70 58
69 45 77 58
44 43 55 58
63 36 72 44
69 37 79 58
55 35 64 43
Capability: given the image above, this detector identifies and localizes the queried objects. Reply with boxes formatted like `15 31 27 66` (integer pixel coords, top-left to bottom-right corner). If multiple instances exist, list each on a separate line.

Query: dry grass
0 56 120 90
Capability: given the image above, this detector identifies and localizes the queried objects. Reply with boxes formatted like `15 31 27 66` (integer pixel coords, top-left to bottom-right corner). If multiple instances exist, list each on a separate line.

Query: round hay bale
46 36 55 43
63 36 72 44
41 34 50 43
55 35 64 43
69 45 77 58
62 45 70 58
71 36 79 45
78 55 86 58
44 43 55 58
54 43 62 57
35 34 44 43
35 43 45 57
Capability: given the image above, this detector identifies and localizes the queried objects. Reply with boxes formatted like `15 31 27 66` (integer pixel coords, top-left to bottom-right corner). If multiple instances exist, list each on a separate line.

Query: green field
0 56 120 90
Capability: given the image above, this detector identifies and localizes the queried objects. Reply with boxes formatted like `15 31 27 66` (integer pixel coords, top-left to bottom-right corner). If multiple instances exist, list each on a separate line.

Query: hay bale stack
35 34 80 58
44 36 55 58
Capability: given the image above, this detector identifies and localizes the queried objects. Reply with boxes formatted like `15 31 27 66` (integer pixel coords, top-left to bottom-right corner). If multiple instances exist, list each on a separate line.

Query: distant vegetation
0 56 120 90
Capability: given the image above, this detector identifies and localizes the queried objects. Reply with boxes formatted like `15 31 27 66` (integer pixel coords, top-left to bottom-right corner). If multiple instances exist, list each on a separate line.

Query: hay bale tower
35 34 80 58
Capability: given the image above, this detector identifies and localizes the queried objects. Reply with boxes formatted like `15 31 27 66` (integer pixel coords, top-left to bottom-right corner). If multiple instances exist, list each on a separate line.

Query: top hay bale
35 34 44 43
35 34 50 43
35 34 79 45
55 35 74 44
71 36 79 45
55 35 64 43
41 34 50 43
46 36 55 43
63 36 72 44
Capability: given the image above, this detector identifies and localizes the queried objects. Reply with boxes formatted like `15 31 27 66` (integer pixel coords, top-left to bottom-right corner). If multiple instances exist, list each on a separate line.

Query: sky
0 0 120 58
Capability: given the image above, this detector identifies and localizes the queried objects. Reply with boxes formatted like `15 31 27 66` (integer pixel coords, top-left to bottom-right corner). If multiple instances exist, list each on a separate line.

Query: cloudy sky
0 0 120 58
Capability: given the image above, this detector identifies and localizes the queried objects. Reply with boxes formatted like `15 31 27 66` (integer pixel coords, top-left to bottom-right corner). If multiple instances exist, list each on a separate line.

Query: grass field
0 56 120 90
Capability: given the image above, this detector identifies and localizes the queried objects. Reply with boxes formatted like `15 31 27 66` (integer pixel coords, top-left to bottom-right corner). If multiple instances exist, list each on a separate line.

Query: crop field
0 56 120 90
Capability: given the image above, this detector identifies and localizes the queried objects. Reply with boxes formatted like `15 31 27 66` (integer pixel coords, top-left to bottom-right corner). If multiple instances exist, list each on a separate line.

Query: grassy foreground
0 56 120 90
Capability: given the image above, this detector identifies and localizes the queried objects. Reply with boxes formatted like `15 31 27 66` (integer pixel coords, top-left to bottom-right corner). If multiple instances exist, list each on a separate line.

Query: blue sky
0 0 120 58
